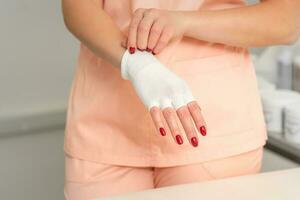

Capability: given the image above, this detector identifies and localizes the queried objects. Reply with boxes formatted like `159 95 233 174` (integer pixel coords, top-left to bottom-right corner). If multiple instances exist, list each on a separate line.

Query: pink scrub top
64 0 268 167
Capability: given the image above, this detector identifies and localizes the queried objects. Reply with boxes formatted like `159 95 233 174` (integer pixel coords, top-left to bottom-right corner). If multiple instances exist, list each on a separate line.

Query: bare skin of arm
126 0 300 54
184 0 300 47
62 0 125 67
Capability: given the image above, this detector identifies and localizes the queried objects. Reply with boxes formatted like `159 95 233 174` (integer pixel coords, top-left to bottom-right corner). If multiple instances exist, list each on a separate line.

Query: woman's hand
125 8 188 55
121 49 207 147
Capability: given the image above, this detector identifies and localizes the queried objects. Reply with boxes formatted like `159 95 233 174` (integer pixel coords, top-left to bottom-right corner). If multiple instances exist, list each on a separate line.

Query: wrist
175 10 193 36
120 49 160 80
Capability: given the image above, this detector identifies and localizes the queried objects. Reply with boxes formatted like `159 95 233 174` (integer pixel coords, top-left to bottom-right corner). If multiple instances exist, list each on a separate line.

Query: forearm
183 0 300 48
62 0 125 67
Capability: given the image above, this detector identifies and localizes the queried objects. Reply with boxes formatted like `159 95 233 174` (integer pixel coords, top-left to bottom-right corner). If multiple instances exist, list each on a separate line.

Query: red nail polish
146 48 152 52
152 51 156 55
137 47 144 51
176 135 183 145
129 47 135 54
191 137 198 147
159 127 166 136
200 126 206 136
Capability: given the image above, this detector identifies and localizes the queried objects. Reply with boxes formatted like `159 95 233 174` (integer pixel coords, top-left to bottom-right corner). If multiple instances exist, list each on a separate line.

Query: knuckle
135 8 144 15
159 37 168 44
178 108 190 118
163 109 173 118
149 8 157 13
151 27 161 35
147 8 158 16
189 103 200 112
138 24 148 33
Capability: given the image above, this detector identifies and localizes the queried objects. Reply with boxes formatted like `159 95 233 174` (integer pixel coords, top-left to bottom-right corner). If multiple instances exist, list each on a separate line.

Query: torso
64 0 268 167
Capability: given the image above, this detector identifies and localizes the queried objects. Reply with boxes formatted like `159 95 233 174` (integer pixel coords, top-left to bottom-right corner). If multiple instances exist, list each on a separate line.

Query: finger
152 25 173 54
187 101 207 136
150 106 166 136
162 107 184 145
147 20 164 51
128 8 145 53
160 109 172 136
176 106 199 147
121 36 128 48
136 10 156 50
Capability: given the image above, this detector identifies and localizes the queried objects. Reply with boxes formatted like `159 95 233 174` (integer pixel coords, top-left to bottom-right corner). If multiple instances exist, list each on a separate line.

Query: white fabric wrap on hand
121 49 195 111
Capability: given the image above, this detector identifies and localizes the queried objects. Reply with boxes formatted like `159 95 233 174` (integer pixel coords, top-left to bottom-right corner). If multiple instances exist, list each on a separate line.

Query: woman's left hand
125 8 188 55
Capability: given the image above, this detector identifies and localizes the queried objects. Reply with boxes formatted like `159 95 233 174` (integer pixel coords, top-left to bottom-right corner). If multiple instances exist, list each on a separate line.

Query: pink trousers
64 146 264 200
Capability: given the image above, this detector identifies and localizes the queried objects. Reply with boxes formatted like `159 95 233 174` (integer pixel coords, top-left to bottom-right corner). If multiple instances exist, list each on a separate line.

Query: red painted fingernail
200 126 206 136
159 127 166 136
146 48 152 52
137 47 144 51
152 51 156 55
176 135 183 145
129 47 135 54
191 137 198 147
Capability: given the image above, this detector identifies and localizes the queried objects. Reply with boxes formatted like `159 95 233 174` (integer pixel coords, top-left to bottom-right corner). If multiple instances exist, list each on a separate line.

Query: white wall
0 130 65 200
0 1 76 199
0 0 78 118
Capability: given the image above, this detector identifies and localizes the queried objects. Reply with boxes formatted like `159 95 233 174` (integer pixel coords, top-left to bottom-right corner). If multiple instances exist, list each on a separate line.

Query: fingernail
137 47 144 51
129 47 135 54
159 127 166 136
152 51 156 55
176 135 183 145
200 126 206 136
146 47 152 52
191 137 198 147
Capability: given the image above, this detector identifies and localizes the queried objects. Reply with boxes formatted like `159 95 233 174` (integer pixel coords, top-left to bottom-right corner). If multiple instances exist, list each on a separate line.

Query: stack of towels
255 49 300 143
261 89 300 135
284 101 300 143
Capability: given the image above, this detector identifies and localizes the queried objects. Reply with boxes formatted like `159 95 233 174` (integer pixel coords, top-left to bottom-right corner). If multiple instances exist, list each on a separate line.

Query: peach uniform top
64 0 268 167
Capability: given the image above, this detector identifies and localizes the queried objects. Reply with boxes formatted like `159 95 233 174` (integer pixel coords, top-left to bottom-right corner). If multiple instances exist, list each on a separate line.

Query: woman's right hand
121 49 207 147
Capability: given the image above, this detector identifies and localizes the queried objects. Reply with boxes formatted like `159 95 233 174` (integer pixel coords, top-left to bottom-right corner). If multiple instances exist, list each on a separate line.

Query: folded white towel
260 90 300 133
284 101 300 143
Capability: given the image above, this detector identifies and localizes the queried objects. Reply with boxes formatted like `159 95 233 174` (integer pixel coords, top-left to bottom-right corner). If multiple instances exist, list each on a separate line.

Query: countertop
96 167 300 200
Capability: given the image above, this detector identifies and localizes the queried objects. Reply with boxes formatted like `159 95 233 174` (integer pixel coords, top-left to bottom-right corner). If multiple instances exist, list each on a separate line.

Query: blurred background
0 0 300 199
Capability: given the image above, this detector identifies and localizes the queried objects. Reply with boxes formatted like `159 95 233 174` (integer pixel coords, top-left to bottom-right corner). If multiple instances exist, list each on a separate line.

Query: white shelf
266 131 300 163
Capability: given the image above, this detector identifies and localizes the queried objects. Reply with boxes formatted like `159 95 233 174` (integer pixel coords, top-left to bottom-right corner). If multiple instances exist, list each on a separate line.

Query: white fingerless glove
121 49 196 111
